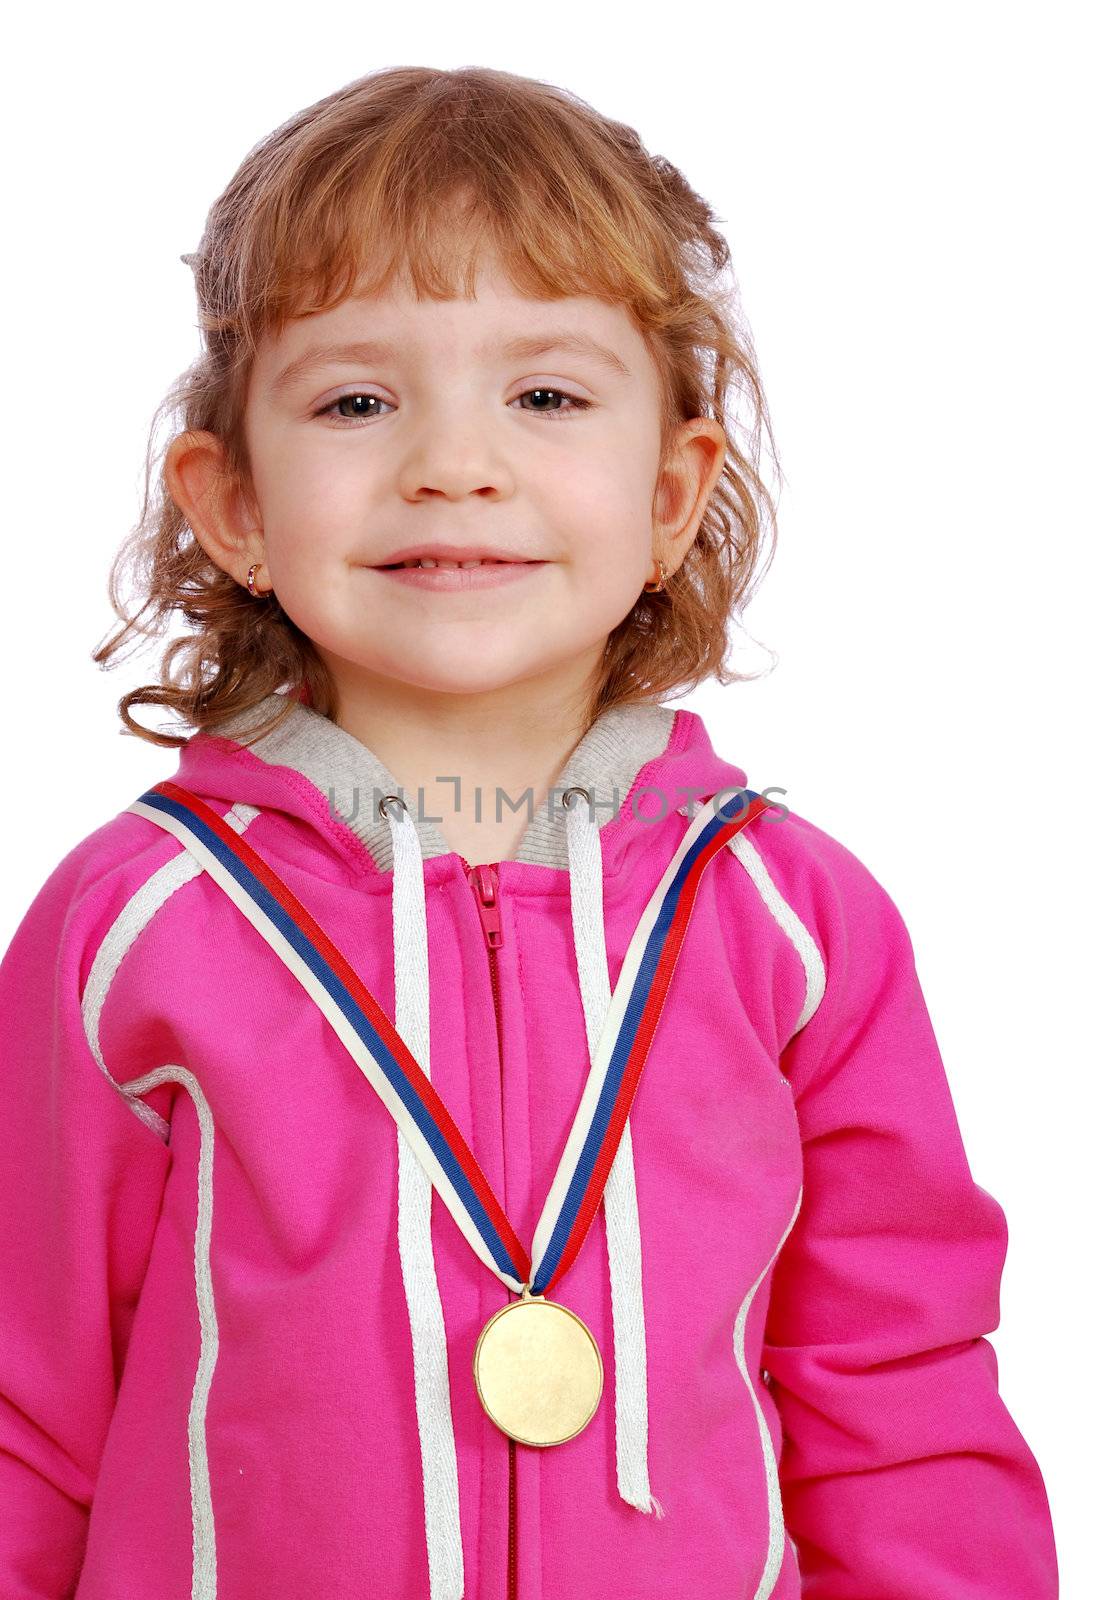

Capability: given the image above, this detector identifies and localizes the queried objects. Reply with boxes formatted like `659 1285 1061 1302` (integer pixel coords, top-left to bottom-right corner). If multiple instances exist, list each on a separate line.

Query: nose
397 398 512 502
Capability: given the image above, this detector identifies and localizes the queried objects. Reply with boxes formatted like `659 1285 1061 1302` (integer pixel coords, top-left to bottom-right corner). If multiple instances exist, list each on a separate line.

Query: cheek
569 514 652 587
255 458 363 572
265 527 346 589
559 456 656 554
255 427 372 518
259 521 359 642
557 547 653 648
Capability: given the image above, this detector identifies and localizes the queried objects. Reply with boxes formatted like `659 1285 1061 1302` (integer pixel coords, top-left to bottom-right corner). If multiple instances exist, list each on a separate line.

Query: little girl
0 65 1058 1600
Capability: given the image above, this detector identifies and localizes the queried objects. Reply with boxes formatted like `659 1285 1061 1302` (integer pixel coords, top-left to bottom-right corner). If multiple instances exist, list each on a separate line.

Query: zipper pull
466 862 503 950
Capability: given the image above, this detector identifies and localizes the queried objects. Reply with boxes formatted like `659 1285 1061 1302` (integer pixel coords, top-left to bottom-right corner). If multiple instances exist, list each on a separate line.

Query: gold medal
473 1291 603 1447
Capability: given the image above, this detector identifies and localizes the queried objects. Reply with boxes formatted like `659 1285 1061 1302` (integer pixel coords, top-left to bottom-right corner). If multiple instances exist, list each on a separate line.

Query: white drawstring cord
384 788 662 1600
563 789 663 1518
384 795 466 1600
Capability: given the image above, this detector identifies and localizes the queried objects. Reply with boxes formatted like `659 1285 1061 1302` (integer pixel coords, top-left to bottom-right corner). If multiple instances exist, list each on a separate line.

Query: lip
373 542 541 565
369 560 548 591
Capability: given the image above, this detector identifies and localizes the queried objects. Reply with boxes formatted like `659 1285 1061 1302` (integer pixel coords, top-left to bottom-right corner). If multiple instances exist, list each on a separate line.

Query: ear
163 430 266 586
652 417 728 573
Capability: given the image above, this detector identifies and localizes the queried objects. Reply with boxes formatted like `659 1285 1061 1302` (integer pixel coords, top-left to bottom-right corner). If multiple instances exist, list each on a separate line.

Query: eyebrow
268 328 634 395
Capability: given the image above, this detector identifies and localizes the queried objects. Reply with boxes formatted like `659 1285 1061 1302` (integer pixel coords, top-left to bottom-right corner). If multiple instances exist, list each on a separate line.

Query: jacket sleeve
0 839 172 1597
760 834 1058 1597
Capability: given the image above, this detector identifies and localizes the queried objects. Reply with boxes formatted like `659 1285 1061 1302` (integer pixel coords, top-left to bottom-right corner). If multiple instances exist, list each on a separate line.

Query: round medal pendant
473 1294 604 1447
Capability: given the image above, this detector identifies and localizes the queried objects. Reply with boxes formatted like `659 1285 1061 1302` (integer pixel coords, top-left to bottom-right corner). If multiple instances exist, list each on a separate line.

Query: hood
173 690 750 880
169 691 752 1597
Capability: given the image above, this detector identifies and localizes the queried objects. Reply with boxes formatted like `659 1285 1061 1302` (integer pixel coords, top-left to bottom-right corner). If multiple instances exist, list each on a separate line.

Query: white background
2 3 1102 1587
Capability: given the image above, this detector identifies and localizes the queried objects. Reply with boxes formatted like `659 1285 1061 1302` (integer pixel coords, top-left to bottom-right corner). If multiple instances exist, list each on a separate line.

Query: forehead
254 255 651 379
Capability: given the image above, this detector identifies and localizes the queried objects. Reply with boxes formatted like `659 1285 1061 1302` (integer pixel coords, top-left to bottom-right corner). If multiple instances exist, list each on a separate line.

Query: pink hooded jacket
0 693 1058 1598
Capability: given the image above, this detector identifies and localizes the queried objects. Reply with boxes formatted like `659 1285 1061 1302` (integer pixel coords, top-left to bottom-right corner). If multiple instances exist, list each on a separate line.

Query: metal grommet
561 786 591 812
378 793 408 822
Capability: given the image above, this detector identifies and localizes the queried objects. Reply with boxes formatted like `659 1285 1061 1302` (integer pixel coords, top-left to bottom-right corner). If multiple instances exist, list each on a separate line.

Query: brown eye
314 392 394 423
513 388 592 420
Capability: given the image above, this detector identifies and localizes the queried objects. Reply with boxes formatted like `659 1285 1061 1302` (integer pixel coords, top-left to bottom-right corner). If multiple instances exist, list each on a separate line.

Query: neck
326 654 603 861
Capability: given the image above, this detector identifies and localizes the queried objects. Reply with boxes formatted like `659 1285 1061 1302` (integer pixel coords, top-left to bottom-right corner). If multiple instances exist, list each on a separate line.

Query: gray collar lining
205 694 676 872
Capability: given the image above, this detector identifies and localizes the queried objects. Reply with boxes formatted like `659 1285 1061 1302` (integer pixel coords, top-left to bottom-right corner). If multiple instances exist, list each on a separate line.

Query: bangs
202 68 677 372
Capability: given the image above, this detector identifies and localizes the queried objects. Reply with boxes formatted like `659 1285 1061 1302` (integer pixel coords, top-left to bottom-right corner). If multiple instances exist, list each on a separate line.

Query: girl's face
179 255 724 718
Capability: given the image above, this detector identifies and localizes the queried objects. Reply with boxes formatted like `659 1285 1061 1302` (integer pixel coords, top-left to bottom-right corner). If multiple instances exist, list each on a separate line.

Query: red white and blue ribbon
128 780 771 1298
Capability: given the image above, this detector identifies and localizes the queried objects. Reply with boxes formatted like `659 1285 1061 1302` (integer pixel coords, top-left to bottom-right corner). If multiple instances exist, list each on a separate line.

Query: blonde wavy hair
94 64 781 749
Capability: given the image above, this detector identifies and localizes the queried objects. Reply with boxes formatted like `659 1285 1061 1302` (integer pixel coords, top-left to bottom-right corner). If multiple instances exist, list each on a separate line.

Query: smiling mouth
367 558 549 590
375 558 545 570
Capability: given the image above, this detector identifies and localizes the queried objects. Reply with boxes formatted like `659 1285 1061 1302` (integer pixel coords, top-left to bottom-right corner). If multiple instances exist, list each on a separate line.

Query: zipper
459 856 517 1600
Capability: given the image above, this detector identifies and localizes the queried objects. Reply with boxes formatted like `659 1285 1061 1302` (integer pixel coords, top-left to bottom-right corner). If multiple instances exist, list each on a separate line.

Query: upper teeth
401 558 509 568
